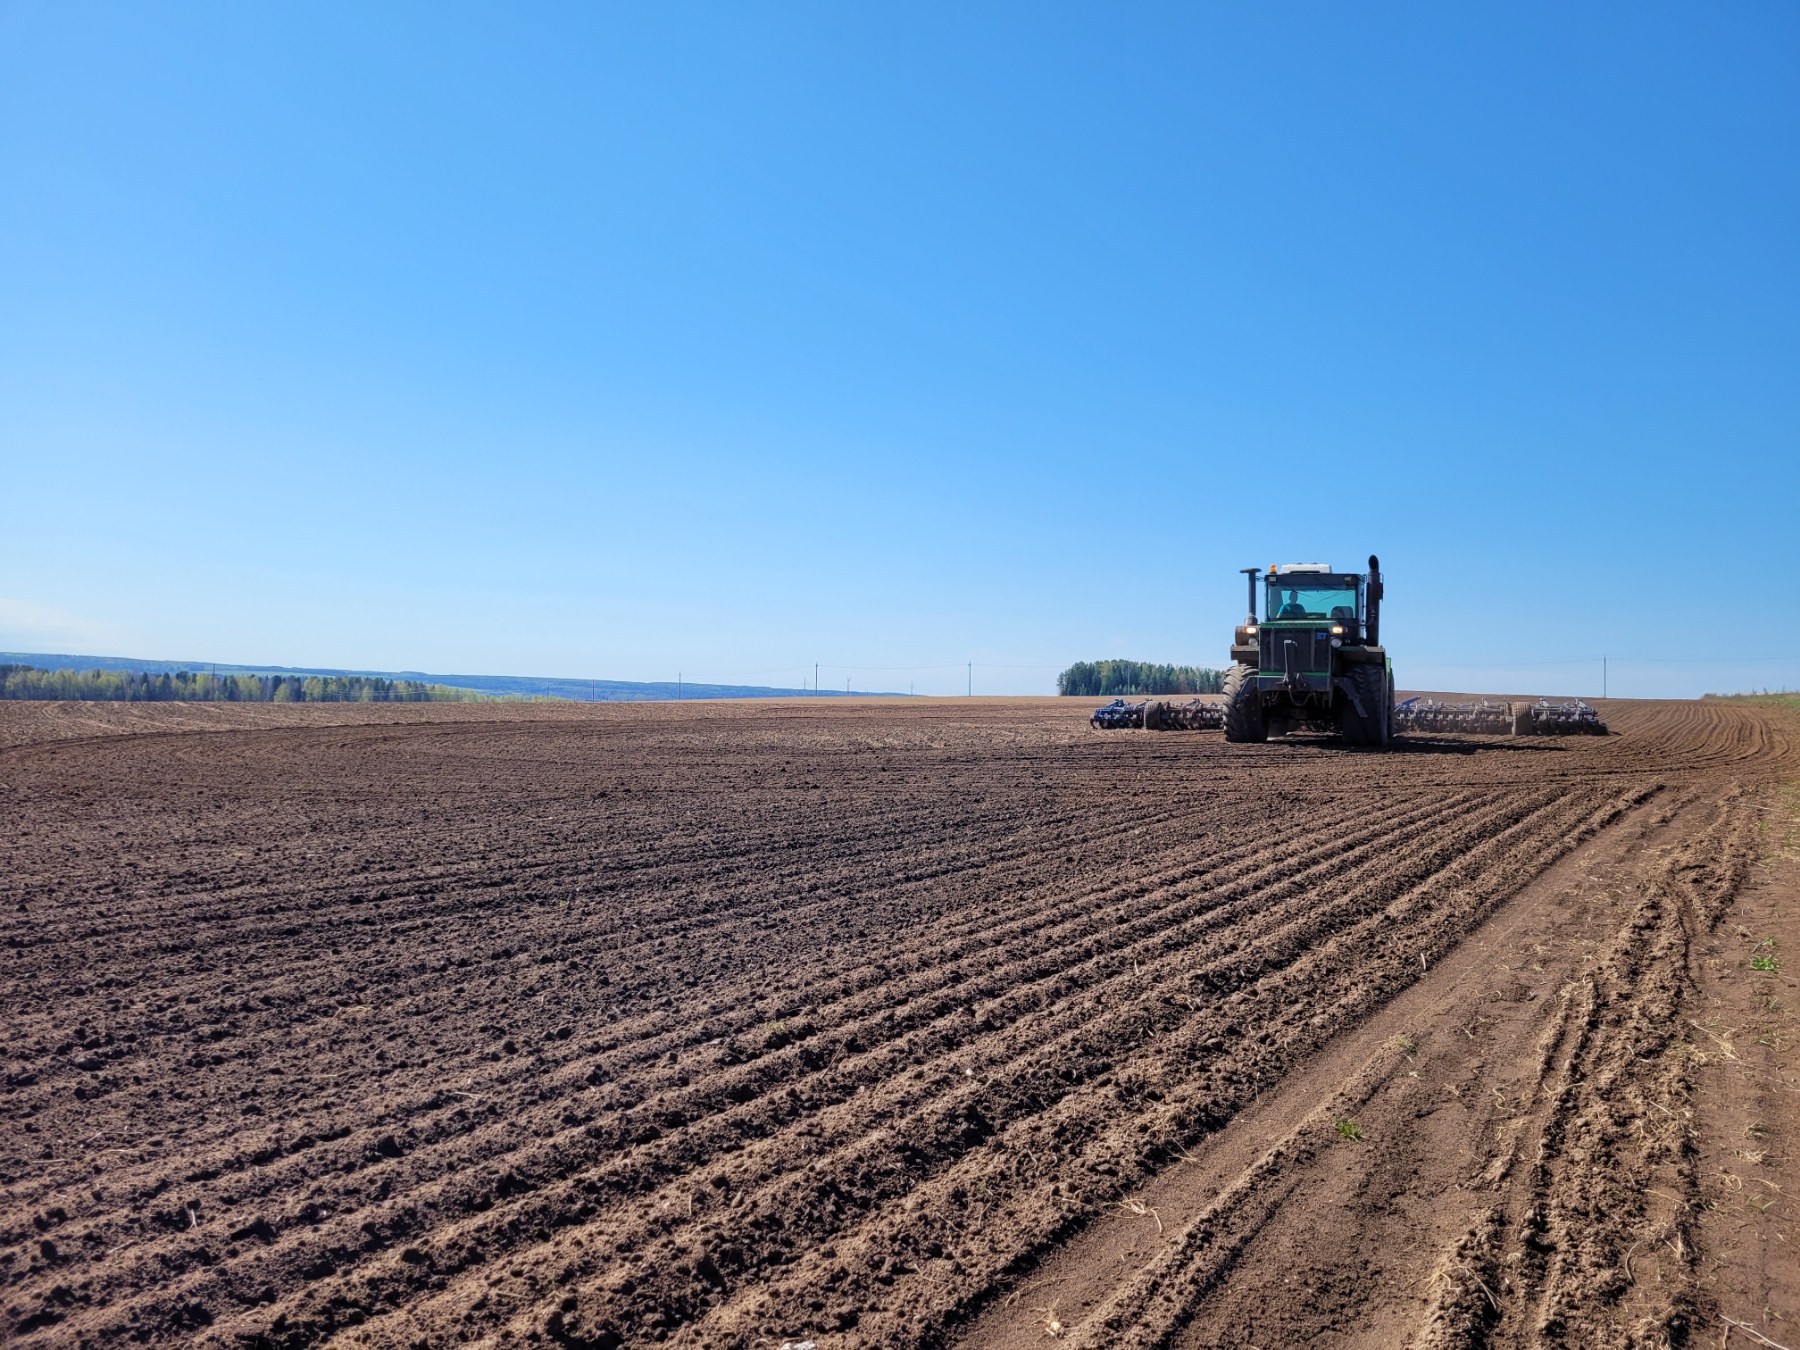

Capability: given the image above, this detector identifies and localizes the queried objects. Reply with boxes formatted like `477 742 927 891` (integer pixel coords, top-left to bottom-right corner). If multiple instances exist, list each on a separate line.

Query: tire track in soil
1418 786 1765 1349
686 786 1645 1350
972 790 1684 1350
964 770 1778 1348
1 697 1792 1348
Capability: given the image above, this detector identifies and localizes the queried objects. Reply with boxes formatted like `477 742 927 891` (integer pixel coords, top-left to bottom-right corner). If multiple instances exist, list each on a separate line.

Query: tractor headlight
1330 637 1343 648
1330 625 1344 635
1245 625 1258 636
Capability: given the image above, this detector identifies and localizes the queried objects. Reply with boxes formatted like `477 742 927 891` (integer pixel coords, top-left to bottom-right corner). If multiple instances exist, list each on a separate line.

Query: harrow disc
1164 698 1225 730
1392 697 1512 735
1394 696 1609 737
1090 697 1223 731
1512 699 1608 735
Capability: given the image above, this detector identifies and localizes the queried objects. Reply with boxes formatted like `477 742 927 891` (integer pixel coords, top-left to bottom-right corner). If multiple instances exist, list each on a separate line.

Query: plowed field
3 697 1795 1348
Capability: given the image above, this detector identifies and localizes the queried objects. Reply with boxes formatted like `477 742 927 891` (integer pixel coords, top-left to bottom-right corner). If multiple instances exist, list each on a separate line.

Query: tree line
0 664 485 703
1056 661 1224 696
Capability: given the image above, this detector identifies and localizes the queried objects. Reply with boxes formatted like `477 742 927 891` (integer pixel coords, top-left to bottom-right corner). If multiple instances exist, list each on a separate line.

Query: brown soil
1688 783 1800 1350
1 696 1794 1349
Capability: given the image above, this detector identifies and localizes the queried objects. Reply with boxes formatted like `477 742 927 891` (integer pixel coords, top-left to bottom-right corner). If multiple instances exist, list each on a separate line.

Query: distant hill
0 653 901 701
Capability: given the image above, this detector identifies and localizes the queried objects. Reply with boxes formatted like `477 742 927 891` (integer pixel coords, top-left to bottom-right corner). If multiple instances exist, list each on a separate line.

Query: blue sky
3 2 1796 696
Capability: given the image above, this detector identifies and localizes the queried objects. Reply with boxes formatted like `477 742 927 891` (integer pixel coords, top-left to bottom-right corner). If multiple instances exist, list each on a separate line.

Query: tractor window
1264 582 1360 621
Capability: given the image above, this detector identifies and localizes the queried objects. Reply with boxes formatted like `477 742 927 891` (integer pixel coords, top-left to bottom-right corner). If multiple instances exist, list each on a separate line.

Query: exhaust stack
1366 554 1383 646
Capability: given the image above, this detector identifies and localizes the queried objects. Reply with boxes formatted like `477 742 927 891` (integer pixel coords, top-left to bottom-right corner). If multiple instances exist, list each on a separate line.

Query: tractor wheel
1221 664 1265 743
1343 664 1388 747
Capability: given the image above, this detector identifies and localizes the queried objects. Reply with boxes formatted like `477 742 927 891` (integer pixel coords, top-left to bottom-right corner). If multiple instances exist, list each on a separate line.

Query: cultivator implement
1097 694 1608 736
1090 698 1225 731
1393 696 1608 737
1090 698 1143 729
1511 699 1607 735
1392 698 1513 734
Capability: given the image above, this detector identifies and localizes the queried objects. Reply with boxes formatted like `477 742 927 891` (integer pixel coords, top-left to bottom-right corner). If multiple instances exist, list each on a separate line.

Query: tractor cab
1262 567 1365 637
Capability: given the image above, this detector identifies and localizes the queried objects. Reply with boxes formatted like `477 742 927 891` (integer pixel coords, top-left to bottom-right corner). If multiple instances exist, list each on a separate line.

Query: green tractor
1222 554 1395 747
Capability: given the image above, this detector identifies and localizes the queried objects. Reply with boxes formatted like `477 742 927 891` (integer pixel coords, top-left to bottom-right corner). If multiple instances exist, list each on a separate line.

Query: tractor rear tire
1221 664 1266 743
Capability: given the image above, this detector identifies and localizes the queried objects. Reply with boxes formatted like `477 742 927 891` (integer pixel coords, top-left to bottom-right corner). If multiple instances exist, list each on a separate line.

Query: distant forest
1057 661 1224 696
0 665 485 703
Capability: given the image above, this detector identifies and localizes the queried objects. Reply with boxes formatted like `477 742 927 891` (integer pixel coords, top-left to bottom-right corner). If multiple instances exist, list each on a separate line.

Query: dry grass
1118 1197 1164 1234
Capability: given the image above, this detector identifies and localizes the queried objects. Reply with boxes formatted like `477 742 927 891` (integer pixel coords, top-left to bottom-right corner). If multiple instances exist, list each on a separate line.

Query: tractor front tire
1221 664 1266 743
1342 664 1390 748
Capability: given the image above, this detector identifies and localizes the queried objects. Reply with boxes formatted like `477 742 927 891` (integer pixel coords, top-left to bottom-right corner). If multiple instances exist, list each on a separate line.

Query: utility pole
677 672 682 699
968 662 972 696
815 662 819 696
846 676 850 694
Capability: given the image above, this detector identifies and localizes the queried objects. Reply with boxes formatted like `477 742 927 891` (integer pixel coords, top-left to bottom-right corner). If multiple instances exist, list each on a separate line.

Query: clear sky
3 2 1796 697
